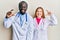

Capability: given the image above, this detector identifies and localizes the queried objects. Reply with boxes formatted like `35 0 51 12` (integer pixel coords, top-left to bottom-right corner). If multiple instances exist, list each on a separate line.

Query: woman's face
36 8 42 18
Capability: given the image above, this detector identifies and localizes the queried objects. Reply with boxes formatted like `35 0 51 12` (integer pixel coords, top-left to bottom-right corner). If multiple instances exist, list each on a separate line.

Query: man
4 1 34 40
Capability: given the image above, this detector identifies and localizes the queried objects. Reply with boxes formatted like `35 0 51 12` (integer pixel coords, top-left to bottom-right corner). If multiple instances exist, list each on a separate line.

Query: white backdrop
0 0 60 40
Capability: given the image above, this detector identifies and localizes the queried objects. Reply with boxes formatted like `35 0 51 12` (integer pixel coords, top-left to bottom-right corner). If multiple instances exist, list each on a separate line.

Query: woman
33 7 57 40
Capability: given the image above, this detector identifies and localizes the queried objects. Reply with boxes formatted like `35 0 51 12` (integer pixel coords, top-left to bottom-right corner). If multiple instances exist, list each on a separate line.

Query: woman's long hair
34 7 45 18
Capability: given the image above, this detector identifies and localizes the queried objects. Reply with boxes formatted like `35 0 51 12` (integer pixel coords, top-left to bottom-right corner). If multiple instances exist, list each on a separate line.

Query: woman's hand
46 10 52 16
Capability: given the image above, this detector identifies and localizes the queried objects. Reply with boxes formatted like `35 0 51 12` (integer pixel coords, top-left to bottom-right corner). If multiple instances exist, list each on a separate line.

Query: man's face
19 3 27 15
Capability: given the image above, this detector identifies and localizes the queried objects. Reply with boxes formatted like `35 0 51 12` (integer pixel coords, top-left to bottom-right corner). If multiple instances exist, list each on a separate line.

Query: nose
22 7 26 10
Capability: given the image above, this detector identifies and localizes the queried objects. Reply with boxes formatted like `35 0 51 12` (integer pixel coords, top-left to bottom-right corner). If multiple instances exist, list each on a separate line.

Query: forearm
3 16 14 28
46 14 58 26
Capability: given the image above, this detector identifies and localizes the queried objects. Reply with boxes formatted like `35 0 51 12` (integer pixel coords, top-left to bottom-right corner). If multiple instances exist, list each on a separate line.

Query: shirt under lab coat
4 12 34 40
33 14 57 40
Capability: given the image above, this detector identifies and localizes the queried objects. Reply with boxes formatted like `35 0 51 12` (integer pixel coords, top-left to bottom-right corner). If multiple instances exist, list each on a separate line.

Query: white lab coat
33 14 57 40
3 12 34 40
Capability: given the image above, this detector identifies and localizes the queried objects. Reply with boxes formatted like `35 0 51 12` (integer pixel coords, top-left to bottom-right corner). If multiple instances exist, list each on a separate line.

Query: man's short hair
19 1 28 9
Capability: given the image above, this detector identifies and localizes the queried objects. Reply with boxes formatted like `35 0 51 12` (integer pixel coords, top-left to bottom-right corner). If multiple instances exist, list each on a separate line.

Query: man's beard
20 12 25 15
20 9 26 15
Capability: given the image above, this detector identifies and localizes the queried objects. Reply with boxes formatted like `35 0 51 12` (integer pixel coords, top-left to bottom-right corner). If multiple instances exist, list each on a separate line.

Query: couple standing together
3 1 57 40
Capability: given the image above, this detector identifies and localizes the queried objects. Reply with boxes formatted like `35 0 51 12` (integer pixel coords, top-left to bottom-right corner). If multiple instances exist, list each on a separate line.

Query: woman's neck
37 16 41 19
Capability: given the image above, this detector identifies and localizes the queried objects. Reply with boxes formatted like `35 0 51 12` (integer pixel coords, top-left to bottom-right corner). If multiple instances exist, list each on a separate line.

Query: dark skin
6 1 28 18
19 3 27 15
6 9 14 18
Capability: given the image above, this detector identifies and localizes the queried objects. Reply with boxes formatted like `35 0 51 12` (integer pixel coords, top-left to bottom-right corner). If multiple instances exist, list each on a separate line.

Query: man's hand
6 9 14 18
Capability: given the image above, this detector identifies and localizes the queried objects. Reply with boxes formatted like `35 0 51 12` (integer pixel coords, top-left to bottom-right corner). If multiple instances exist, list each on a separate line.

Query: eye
23 6 26 8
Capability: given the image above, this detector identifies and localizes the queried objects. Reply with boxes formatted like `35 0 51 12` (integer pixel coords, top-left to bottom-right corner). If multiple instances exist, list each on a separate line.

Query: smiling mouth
22 10 25 12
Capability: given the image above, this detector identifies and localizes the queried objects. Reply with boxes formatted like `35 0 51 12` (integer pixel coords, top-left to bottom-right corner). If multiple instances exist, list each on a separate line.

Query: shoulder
26 13 34 22
27 13 32 18
15 12 20 17
27 13 33 20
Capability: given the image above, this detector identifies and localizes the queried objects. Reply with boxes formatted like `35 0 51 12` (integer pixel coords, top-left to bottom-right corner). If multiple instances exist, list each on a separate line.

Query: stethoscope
26 13 27 22
20 13 27 22
20 13 27 26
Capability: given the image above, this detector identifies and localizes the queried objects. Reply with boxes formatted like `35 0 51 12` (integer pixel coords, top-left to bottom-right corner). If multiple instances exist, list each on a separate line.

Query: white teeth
22 10 25 12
